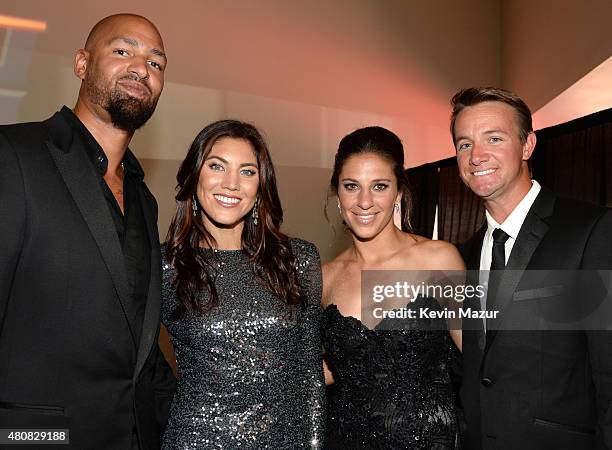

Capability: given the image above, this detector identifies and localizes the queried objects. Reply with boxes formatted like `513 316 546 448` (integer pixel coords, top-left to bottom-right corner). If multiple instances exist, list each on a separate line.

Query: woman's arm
293 239 325 449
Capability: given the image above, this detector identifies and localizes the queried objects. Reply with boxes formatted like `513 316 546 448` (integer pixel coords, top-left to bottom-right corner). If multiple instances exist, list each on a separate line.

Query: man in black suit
451 87 612 449
0 14 175 449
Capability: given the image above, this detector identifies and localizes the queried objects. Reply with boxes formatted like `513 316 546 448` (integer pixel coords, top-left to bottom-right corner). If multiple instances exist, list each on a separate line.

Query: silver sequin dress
161 238 325 449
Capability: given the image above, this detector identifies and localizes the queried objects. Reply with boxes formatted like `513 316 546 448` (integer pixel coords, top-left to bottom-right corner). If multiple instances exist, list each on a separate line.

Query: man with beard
0 14 175 449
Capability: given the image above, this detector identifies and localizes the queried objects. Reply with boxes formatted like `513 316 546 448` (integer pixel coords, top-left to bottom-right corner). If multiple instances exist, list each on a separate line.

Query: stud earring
192 194 198 217
394 202 399 213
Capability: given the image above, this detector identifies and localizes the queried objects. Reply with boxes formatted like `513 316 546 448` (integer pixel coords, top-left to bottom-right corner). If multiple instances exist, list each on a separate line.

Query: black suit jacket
0 111 175 449
459 186 612 450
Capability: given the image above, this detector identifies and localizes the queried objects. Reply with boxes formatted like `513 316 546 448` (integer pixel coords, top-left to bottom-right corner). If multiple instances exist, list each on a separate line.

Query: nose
221 169 239 191
357 188 373 210
127 56 149 81
469 141 489 166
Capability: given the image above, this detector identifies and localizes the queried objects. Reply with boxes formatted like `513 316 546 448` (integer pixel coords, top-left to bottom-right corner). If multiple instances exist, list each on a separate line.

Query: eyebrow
109 36 167 61
205 155 258 168
455 129 510 142
341 178 392 183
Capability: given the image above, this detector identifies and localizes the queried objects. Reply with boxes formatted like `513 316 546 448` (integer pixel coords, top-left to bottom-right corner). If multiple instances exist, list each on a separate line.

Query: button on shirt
478 180 541 327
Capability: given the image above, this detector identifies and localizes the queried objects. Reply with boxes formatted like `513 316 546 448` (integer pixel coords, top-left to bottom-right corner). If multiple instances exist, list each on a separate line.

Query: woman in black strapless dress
321 126 464 449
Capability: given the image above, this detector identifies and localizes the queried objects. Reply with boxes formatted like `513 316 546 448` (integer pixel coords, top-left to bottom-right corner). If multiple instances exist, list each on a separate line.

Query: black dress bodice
322 296 459 449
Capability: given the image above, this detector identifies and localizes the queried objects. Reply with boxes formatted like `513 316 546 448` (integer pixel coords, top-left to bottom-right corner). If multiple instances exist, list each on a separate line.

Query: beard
86 75 159 132
106 90 158 132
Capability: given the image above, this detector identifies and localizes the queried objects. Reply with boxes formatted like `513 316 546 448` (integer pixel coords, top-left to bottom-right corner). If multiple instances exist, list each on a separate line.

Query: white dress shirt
478 180 541 327
480 180 541 270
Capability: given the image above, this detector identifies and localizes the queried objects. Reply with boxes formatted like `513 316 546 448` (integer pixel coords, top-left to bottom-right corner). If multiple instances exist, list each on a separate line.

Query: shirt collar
485 179 541 240
59 106 143 180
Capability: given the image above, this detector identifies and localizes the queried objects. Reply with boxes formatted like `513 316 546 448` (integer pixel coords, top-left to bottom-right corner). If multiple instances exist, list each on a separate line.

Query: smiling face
454 101 536 211
196 137 260 233
337 153 400 241
75 15 166 131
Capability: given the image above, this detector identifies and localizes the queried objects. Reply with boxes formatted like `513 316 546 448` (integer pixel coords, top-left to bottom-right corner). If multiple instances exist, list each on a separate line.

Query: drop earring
192 193 198 217
394 202 399 213
252 198 260 226
337 201 346 226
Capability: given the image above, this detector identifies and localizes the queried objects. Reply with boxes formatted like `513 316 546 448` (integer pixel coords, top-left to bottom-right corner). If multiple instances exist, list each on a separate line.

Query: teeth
214 195 240 204
356 214 375 220
473 169 496 176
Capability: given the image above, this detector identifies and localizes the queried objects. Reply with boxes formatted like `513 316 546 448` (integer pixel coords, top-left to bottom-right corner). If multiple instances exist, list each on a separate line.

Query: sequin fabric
161 238 325 449
322 296 459 449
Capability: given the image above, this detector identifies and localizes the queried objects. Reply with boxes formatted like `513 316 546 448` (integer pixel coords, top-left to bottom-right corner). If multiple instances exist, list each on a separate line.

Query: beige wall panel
501 0 612 111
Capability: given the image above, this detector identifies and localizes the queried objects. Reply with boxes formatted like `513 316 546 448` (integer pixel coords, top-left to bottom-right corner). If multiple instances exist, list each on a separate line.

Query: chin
204 212 247 229
348 224 382 241
468 181 498 199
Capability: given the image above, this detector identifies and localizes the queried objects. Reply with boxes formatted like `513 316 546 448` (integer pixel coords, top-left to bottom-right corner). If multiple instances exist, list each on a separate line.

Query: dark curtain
437 158 485 245
407 157 485 245
532 108 612 207
406 162 439 238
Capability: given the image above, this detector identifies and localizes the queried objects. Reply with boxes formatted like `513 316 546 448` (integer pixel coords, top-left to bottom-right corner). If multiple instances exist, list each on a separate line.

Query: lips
352 212 377 225
472 168 497 176
117 79 151 97
214 194 241 208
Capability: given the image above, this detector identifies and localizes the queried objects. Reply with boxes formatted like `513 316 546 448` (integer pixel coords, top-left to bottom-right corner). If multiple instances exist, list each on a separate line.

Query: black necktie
487 228 510 314
490 228 510 270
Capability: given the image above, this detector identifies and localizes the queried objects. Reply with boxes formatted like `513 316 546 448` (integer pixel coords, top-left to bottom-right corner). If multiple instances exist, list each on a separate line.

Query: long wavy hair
165 119 301 314
327 126 413 232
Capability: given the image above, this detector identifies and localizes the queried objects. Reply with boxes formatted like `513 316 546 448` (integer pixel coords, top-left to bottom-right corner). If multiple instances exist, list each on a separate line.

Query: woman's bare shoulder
402 234 465 270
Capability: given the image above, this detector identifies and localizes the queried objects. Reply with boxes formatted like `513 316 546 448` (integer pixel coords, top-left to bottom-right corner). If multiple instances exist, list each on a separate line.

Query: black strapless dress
322 296 459 449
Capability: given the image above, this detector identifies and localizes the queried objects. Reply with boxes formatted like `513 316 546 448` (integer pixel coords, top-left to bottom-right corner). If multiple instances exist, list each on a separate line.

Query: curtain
532 108 612 207
437 158 485 245
406 162 439 238
408 157 485 245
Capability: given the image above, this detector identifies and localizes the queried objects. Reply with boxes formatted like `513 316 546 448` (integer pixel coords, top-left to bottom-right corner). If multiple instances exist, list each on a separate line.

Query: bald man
0 14 175 449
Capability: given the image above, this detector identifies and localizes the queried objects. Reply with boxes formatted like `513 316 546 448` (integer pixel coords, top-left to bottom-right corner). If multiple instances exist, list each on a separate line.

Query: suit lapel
483 187 555 357
44 113 137 347
134 184 161 380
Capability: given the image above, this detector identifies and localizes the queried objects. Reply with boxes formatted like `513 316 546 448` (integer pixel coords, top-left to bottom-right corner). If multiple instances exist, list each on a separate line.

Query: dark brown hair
450 86 533 144
328 126 413 232
165 119 301 313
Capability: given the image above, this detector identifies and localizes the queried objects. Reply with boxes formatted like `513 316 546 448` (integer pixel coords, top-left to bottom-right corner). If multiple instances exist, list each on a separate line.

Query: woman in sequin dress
322 127 464 449
161 120 325 449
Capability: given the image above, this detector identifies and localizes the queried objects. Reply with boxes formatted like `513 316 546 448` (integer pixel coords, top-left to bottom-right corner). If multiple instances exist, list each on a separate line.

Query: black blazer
459 186 612 450
0 111 175 449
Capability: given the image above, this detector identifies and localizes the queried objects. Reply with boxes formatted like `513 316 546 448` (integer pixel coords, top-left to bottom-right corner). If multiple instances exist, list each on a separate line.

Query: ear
74 49 89 80
395 192 402 205
522 132 537 161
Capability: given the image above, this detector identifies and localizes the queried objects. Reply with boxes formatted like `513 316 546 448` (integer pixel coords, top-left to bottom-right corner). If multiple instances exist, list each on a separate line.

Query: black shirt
60 106 151 346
